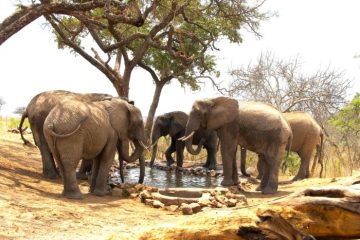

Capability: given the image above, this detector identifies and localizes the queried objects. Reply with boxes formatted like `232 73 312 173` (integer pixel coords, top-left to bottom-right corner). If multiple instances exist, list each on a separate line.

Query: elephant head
183 97 239 155
103 98 146 179
149 111 187 167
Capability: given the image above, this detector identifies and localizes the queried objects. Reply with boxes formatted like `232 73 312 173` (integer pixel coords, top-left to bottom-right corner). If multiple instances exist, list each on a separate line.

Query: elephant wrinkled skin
242 111 324 181
43 98 145 199
150 111 218 169
19 90 113 179
183 97 292 194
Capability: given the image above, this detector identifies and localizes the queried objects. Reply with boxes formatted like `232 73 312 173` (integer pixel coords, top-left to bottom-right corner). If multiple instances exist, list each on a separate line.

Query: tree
228 51 352 124
43 0 269 139
329 93 360 174
0 0 136 45
13 106 26 115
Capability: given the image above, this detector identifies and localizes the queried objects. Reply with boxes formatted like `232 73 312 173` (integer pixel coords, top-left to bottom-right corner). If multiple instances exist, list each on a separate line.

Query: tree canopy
228 51 352 124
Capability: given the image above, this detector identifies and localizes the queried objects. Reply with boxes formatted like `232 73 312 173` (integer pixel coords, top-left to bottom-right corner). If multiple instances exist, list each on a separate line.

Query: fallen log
135 184 360 240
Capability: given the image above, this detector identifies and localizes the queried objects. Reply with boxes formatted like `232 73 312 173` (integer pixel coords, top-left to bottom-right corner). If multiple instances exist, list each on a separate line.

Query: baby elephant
44 98 146 199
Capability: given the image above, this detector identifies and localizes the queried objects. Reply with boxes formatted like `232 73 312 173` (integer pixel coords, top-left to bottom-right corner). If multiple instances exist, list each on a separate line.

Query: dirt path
0 128 342 239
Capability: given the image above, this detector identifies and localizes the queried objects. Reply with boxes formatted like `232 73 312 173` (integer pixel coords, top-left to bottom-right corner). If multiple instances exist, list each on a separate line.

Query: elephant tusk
180 131 195 141
138 140 150 150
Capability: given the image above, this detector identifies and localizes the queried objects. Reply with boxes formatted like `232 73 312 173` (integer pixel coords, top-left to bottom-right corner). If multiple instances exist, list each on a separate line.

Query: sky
0 0 360 117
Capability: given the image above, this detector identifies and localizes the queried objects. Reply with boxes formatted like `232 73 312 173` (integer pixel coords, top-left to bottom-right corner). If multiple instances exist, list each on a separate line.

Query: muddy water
110 167 222 189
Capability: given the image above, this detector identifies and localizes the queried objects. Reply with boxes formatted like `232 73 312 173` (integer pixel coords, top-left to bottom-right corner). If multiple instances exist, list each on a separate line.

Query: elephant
43 97 146 199
182 97 292 194
241 111 324 181
149 111 218 170
18 90 122 179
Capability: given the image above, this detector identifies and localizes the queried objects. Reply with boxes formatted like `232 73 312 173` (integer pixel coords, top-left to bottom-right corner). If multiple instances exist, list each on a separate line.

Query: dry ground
0 128 346 239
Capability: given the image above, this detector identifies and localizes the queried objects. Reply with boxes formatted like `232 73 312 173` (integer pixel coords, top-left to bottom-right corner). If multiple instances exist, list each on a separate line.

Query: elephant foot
221 179 235 186
292 174 309 181
93 188 110 197
166 159 175 166
207 164 216 170
202 163 209 168
261 186 278 195
62 190 83 199
76 171 89 180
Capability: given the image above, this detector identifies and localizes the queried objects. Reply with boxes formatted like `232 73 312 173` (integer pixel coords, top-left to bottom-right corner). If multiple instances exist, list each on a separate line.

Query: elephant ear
169 116 184 136
207 97 239 130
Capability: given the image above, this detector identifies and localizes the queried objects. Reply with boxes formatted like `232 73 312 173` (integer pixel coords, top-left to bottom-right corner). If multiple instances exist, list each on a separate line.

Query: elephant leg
92 143 116 197
89 158 100 193
261 146 285 194
256 154 265 179
205 146 217 170
165 138 176 166
240 147 250 177
39 135 59 179
76 159 92 180
293 149 313 181
218 126 238 186
61 158 82 199
175 140 185 168
256 156 270 191
232 146 239 185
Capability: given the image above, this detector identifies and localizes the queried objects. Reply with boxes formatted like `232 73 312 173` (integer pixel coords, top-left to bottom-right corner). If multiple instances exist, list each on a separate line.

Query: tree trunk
144 81 165 142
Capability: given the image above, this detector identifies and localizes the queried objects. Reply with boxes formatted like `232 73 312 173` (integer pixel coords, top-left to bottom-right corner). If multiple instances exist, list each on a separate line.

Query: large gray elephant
18 90 117 179
182 97 292 194
43 97 146 199
149 111 218 170
241 111 324 181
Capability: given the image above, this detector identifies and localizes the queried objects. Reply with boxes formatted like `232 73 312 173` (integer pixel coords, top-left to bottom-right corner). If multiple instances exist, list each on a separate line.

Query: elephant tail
46 117 87 138
18 108 33 146
281 134 292 174
286 134 293 159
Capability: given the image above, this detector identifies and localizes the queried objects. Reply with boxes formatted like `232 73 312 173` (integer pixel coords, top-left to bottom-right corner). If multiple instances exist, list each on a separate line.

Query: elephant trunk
120 139 144 163
149 131 160 167
138 155 145 183
150 141 158 167
183 131 204 155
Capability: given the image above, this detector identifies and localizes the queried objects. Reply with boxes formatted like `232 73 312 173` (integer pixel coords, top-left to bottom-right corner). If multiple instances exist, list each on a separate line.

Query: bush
281 152 301 176
0 117 30 130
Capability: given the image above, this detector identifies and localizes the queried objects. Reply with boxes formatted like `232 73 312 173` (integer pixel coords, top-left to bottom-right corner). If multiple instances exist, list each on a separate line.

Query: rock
225 198 237 207
209 170 217 177
152 200 165 208
214 195 226 204
165 205 179 212
144 186 158 192
180 203 193 215
125 188 137 195
198 198 212 207
130 193 139 199
226 192 247 202
134 184 144 192
144 199 154 206
188 203 202 213
215 187 230 195
139 190 152 202
112 188 124 197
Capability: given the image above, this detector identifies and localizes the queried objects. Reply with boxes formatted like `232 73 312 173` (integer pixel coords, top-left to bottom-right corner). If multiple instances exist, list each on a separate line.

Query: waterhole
109 167 222 188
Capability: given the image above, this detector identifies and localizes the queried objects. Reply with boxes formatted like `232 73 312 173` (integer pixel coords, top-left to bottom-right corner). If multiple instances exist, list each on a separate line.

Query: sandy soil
0 128 343 240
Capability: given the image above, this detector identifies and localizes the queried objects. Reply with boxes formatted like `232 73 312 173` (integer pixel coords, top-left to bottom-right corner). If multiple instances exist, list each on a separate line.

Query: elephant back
45 100 91 137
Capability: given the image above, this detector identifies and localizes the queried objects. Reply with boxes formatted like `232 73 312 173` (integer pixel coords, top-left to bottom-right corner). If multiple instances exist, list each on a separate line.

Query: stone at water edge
152 200 165 208
180 203 193 215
